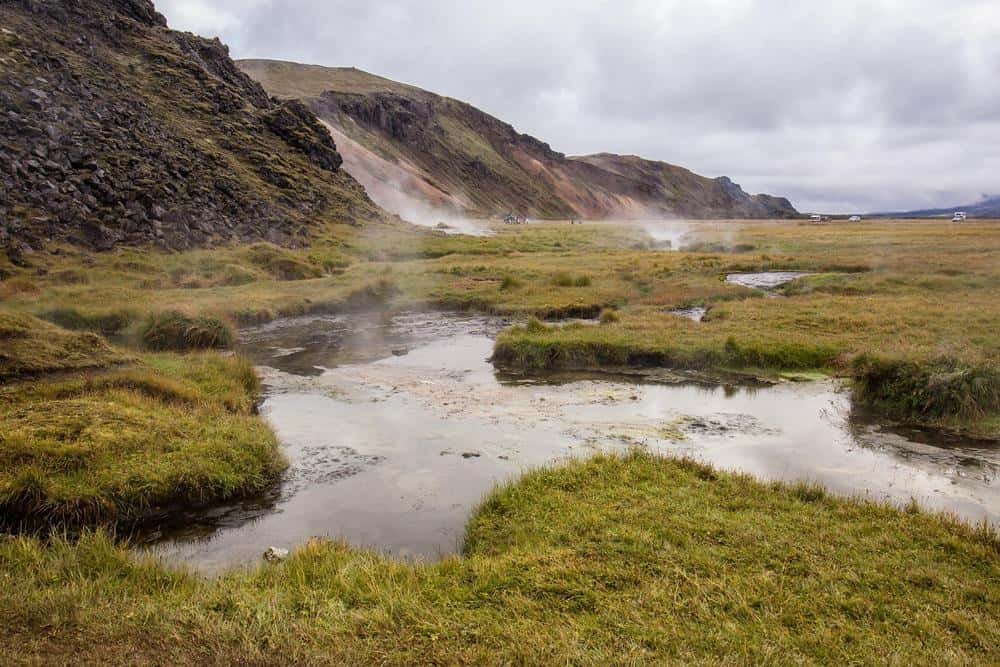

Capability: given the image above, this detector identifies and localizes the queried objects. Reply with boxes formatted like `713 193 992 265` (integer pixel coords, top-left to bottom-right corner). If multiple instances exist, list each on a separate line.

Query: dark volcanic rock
0 0 378 252
264 100 343 172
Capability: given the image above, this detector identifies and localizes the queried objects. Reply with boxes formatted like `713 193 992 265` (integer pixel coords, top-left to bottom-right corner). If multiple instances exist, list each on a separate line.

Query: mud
725 271 812 290
141 312 999 572
669 306 708 322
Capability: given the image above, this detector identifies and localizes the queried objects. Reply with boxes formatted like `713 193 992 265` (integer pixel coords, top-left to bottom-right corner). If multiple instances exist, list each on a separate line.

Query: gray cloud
157 0 999 213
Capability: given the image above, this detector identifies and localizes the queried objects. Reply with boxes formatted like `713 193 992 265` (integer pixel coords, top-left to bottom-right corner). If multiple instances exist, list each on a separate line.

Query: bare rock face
0 0 378 253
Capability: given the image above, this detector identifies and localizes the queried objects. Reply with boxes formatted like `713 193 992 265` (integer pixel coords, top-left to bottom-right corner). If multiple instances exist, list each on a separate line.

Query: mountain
873 196 1000 219
0 0 378 254
238 60 799 221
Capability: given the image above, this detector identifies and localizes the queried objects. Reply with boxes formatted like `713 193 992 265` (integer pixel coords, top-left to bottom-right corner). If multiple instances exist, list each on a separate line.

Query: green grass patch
38 306 136 335
0 311 129 380
239 243 324 281
853 355 1000 426
0 354 284 528
0 452 996 663
139 311 235 351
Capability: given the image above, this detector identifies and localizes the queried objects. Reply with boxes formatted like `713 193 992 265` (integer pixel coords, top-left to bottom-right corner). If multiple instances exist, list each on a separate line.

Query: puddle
726 271 812 290
141 312 999 572
669 306 708 322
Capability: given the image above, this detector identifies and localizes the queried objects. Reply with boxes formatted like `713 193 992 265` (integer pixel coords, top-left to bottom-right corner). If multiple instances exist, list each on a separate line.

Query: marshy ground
1 218 998 662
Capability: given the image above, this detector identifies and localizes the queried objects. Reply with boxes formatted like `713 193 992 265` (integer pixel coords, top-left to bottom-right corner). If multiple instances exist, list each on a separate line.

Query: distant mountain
0 0 377 253
238 60 799 221
874 196 1000 219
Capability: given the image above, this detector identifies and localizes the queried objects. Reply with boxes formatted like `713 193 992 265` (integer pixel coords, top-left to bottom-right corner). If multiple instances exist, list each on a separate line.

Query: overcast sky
158 0 998 213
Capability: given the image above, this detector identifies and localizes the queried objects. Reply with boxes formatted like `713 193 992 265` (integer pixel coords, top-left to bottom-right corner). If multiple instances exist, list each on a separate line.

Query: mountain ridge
872 195 1000 219
238 59 799 221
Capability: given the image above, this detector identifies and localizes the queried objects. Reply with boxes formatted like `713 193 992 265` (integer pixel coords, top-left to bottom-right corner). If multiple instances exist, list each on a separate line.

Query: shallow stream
142 312 999 572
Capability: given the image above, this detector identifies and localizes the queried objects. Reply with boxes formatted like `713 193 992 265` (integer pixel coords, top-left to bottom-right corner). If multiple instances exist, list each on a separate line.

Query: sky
157 0 999 213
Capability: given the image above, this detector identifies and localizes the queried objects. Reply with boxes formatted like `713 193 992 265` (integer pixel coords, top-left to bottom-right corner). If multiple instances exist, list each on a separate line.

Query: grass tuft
852 355 1000 423
139 311 234 351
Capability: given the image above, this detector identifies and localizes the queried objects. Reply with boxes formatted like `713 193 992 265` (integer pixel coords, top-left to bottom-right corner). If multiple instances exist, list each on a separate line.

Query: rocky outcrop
239 60 799 221
0 0 378 254
263 100 343 172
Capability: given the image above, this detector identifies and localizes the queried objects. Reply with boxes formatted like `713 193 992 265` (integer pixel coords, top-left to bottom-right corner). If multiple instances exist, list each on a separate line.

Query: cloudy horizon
157 0 998 214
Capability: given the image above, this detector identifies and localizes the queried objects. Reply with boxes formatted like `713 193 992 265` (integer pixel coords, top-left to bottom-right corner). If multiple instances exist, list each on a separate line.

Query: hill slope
0 0 379 254
238 60 798 221
875 195 1000 219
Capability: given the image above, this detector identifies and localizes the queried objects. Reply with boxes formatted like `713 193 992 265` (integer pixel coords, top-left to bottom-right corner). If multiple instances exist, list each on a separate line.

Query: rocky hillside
239 60 798 221
0 0 378 256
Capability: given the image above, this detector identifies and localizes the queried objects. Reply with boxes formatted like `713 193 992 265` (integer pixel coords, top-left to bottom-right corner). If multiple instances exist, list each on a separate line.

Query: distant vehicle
952 211 967 222
809 214 823 222
848 215 862 222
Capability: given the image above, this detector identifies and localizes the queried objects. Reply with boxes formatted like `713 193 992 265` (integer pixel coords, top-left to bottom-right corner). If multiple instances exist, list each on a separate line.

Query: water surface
143 312 998 572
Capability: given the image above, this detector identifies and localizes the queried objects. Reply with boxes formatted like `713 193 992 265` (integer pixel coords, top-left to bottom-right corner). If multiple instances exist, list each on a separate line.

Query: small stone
263 546 289 562
461 452 481 459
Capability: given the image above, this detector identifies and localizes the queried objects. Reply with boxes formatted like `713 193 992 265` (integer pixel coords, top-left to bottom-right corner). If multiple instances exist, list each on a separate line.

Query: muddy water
142 312 999 572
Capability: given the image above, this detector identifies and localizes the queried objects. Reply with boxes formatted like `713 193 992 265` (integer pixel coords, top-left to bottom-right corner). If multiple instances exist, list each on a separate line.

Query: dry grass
3 218 997 427
0 312 130 380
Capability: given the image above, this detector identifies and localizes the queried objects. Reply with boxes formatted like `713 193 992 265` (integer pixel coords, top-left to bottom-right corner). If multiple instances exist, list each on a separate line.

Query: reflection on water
142 312 998 572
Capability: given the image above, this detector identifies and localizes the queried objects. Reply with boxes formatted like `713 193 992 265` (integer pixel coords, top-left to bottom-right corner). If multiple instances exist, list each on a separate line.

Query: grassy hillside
238 59 799 221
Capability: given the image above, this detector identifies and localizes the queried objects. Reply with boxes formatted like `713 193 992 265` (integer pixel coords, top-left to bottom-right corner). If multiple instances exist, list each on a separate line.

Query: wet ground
669 306 708 322
142 312 999 572
726 271 812 290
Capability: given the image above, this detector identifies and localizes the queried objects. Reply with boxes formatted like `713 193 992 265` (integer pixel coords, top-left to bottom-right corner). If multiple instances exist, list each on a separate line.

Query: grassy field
1 218 998 662
1 452 996 663
2 218 996 432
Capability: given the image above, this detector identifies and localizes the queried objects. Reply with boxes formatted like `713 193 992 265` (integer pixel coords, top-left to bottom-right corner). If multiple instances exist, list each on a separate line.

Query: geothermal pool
142 312 999 572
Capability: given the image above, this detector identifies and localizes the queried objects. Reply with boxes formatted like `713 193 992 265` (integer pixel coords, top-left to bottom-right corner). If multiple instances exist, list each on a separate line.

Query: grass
139 311 235 351
0 312 130 380
2 218 998 431
1 219 997 660
0 452 996 663
0 354 285 528
852 355 1000 424
37 307 136 335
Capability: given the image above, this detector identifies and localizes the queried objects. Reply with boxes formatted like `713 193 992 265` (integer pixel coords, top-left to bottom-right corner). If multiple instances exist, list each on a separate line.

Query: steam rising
368 183 493 237
322 120 493 237
641 220 694 250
